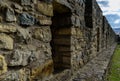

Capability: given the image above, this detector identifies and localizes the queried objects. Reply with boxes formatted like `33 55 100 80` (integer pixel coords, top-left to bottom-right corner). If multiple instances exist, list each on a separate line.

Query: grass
107 45 120 81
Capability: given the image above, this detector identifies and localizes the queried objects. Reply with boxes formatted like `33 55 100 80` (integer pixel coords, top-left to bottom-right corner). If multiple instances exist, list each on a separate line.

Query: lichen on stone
0 55 7 75
30 60 53 81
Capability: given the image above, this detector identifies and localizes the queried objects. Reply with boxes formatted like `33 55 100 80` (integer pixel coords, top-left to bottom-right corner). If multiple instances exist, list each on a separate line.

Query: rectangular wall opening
50 9 72 73
85 0 93 28
97 28 100 52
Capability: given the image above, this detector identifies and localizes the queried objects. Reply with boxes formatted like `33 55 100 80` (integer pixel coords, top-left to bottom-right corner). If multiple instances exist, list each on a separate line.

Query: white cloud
97 0 120 16
108 0 120 11
103 11 120 16
114 19 120 24
97 0 120 28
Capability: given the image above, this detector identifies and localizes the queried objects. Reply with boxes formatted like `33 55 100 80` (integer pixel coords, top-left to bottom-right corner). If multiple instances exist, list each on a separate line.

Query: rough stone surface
0 33 13 50
19 13 35 26
32 27 51 42
0 55 7 75
37 15 52 25
6 8 16 22
0 0 117 81
1 70 27 81
70 44 117 81
37 1 53 16
0 24 17 33
21 0 31 5
12 3 23 14
16 27 31 43
9 48 32 66
31 60 53 81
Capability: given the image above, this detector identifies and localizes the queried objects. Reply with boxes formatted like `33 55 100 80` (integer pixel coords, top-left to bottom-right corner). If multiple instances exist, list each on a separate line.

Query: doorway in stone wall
50 2 72 73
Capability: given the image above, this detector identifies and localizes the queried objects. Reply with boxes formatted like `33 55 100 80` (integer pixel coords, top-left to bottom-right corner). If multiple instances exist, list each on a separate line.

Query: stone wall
0 0 53 81
0 0 117 81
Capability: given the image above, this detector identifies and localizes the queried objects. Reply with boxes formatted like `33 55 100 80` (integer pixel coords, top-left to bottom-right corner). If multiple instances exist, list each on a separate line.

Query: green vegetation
107 45 120 81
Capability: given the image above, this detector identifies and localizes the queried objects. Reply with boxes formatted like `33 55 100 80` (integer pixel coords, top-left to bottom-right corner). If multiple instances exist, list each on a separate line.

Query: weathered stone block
71 28 83 37
8 43 52 67
37 15 52 26
9 43 52 67
9 48 32 66
16 27 31 42
37 1 53 16
6 8 16 22
12 3 23 14
0 24 17 33
0 55 7 75
2 69 27 81
0 33 13 50
31 60 53 80
21 0 31 5
33 27 51 42
19 13 35 26
31 0 37 4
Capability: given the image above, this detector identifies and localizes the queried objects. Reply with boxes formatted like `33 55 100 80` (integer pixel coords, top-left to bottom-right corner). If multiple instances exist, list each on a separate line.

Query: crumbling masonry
0 0 117 81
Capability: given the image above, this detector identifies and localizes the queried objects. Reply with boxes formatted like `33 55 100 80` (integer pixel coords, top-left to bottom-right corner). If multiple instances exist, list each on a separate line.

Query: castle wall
0 0 117 81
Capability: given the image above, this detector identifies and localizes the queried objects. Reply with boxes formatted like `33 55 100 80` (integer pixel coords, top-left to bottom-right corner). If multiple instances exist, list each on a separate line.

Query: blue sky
97 0 120 29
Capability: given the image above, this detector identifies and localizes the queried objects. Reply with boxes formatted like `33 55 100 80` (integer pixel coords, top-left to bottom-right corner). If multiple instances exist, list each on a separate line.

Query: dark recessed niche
85 0 93 28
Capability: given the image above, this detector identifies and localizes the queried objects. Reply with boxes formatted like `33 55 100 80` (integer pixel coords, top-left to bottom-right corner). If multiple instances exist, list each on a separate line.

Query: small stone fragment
19 13 35 26
21 0 31 5
2 70 27 81
12 3 23 13
0 55 7 75
37 1 53 16
0 24 17 33
9 45 37 66
6 8 16 22
33 27 51 42
9 49 32 66
37 15 52 25
31 0 37 4
16 27 31 43
0 33 14 50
